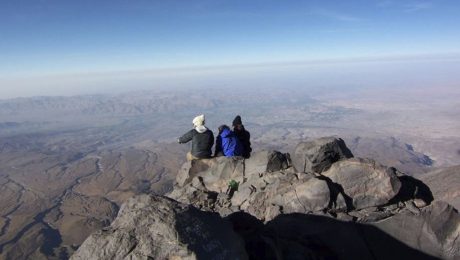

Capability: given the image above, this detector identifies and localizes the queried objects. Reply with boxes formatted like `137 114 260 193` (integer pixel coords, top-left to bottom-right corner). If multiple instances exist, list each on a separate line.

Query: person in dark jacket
178 114 214 160
232 115 252 158
214 125 243 157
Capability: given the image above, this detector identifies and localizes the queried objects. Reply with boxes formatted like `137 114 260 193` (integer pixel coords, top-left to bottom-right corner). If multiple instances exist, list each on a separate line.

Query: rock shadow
226 212 278 260
316 175 354 212
225 211 441 260
389 175 434 205
173 205 247 260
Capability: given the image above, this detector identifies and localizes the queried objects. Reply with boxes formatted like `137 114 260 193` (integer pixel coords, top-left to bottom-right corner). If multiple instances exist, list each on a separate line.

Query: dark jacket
215 126 242 157
234 125 251 158
178 126 214 158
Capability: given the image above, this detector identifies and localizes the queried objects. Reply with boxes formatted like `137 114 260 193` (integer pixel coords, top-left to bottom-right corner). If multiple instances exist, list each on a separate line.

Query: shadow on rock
316 175 355 212
226 212 277 260
173 205 247 260
226 212 338 260
249 213 440 260
389 175 434 205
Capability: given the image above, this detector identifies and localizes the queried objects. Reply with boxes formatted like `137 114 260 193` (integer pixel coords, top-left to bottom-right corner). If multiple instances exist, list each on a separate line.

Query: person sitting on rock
178 114 214 161
214 125 243 157
232 115 252 158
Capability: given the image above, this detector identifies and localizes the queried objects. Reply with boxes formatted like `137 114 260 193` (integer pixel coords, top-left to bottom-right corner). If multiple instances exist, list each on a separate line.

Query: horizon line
2 52 460 80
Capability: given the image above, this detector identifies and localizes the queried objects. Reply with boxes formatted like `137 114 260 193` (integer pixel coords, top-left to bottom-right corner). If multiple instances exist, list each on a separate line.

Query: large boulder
75 195 458 260
321 158 401 210
370 200 460 259
233 172 331 221
175 157 245 193
244 150 291 176
173 151 291 195
270 175 331 214
225 212 337 260
75 196 457 260
266 211 445 260
163 137 460 259
292 137 353 173
71 195 248 260
171 154 331 221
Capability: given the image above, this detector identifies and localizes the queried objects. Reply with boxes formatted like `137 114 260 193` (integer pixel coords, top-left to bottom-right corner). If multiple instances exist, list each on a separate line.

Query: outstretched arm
178 130 194 144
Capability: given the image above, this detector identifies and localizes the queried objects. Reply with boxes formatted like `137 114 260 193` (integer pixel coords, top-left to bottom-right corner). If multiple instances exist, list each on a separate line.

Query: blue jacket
215 127 243 157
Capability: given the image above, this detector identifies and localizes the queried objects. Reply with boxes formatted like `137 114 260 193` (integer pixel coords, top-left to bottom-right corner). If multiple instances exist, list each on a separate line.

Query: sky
1 0 460 98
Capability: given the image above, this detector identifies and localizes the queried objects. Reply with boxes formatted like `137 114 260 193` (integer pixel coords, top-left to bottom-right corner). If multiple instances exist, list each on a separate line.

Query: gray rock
322 158 402 210
267 210 444 260
245 150 291 177
335 212 355 221
176 160 193 187
414 198 428 208
334 192 348 211
71 195 248 260
292 137 353 173
349 207 393 223
175 157 245 193
229 172 332 221
69 136 460 260
404 201 421 215
170 151 294 220
175 151 290 195
163 137 460 259
224 211 336 260
276 177 331 213
371 200 460 259
420 165 460 210
172 151 404 222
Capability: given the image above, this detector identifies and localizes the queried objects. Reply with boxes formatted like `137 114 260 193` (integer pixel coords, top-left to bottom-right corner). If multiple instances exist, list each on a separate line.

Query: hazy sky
1 0 460 98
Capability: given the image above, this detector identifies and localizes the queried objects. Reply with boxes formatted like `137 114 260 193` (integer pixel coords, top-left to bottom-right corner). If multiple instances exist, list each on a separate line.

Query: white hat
192 114 205 127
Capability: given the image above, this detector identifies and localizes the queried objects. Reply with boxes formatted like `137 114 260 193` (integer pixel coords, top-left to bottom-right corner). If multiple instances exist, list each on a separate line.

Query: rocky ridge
72 137 460 260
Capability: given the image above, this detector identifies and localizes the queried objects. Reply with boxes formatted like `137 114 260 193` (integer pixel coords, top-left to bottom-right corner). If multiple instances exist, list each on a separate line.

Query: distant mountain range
0 89 317 119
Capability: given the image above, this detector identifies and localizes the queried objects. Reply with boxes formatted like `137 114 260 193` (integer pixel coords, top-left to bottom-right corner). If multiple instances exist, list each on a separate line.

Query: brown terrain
420 165 460 210
0 86 459 259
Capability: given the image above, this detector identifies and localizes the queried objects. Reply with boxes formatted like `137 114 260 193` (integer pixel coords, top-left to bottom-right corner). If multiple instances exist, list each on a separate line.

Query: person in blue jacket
214 125 243 157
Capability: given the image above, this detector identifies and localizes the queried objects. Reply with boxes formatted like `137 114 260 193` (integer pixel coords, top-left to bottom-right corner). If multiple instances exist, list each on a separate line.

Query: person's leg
186 152 199 161
186 151 193 161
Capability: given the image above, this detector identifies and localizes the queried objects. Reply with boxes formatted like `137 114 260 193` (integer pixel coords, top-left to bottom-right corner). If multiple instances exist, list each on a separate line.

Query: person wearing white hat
178 114 214 160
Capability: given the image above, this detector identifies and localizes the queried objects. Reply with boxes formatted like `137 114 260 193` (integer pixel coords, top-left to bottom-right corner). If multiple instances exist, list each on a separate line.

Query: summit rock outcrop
292 137 354 173
71 195 248 260
73 137 460 260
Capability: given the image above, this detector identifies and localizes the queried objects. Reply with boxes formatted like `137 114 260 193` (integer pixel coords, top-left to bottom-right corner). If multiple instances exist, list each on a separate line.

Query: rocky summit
72 137 460 260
